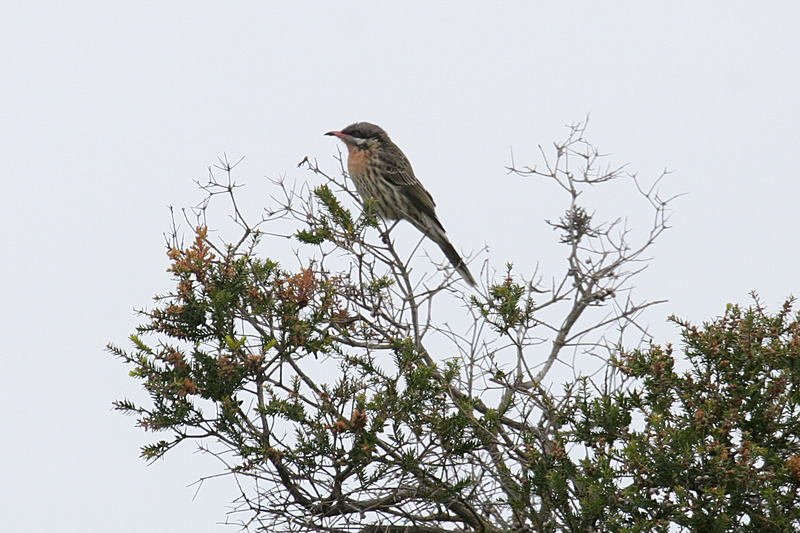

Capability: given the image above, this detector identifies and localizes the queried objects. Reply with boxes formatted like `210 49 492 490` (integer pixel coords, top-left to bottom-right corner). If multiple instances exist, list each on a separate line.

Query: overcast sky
2 2 799 531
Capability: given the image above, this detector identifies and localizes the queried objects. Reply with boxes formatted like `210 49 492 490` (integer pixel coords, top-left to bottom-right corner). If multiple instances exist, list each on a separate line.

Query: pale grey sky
2 2 799 531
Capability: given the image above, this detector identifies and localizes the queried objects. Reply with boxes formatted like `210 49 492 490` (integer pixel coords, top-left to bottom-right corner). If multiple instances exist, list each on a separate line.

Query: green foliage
111 157 799 532
564 296 800 532
110 213 486 529
296 184 378 245
446 297 800 532
112 226 340 460
474 264 535 335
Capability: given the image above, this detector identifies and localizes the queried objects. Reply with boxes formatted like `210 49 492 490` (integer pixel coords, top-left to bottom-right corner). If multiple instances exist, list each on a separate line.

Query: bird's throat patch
346 146 371 176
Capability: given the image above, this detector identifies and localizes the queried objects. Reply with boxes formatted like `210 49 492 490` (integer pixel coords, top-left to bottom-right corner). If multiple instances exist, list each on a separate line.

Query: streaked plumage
325 122 476 287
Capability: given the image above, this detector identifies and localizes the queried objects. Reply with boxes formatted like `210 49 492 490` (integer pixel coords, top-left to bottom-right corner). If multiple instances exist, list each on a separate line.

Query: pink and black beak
326 130 359 148
325 130 347 141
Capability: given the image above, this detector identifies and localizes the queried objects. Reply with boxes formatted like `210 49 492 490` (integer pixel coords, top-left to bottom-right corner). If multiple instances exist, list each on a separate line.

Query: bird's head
325 122 388 151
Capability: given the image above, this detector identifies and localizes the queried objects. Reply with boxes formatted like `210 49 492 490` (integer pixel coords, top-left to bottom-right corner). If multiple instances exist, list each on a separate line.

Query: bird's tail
427 228 477 287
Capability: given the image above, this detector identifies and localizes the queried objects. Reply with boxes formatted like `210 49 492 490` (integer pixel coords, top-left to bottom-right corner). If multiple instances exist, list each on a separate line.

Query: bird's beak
326 130 356 146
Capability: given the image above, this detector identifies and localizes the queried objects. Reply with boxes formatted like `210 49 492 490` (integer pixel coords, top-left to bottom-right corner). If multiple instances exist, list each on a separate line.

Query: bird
325 122 476 287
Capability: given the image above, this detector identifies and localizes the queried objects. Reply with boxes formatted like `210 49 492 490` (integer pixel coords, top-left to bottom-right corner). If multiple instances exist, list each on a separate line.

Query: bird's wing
381 146 438 214
387 169 436 208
